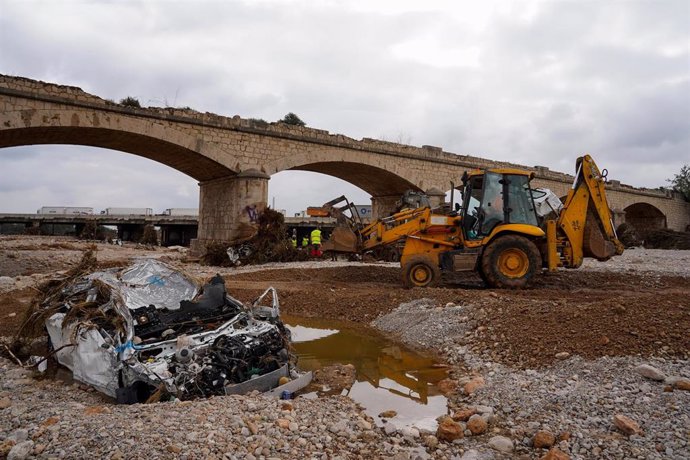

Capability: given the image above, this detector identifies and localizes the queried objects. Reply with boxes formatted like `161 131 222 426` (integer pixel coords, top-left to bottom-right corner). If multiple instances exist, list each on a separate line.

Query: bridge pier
160 224 198 247
190 169 270 256
118 224 145 242
425 187 446 209
612 208 626 229
371 188 447 219
371 195 400 219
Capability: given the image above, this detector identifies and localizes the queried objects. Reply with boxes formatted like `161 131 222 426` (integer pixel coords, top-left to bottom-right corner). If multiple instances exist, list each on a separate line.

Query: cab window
505 174 538 226
479 172 504 235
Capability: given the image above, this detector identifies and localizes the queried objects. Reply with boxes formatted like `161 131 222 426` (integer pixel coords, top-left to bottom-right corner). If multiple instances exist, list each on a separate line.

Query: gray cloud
0 0 688 214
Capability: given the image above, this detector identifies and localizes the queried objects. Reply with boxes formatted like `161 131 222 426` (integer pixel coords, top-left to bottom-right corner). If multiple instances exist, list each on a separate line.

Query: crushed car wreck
27 257 310 403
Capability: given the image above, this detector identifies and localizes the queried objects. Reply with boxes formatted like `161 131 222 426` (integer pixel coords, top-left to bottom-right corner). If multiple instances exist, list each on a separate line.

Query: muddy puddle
283 314 449 431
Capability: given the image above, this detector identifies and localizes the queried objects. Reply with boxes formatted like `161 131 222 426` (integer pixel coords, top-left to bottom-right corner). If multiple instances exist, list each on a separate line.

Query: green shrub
119 96 141 108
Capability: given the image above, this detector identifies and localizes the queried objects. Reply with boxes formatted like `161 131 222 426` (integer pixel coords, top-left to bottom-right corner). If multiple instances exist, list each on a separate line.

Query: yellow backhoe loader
320 154 624 288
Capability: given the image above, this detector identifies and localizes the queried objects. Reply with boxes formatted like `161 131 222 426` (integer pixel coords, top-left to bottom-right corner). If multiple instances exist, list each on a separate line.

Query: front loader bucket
321 226 359 253
583 210 616 261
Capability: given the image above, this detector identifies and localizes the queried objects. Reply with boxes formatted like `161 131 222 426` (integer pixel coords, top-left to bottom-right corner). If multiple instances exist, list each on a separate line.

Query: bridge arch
267 150 429 218
290 161 419 197
0 114 235 181
624 202 667 234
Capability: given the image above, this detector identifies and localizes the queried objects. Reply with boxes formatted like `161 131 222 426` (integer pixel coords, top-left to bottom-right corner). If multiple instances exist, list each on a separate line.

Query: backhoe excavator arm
548 155 624 270
360 208 430 251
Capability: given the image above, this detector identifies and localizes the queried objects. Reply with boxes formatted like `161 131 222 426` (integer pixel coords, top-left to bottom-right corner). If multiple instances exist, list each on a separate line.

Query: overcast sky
1 0 688 215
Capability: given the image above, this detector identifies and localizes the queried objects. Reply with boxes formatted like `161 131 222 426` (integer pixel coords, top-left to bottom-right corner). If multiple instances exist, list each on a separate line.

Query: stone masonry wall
1 74 688 232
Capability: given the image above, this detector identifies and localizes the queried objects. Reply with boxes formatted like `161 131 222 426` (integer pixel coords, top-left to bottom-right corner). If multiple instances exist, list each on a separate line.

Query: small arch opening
624 202 667 236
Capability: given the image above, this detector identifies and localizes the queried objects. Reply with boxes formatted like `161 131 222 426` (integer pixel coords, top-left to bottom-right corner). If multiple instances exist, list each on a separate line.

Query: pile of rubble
616 223 642 248
204 209 309 267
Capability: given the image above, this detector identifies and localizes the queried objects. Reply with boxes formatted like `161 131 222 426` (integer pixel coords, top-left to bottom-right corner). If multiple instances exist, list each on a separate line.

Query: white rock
409 446 431 460
401 426 420 438
8 441 34 460
384 422 398 435
0 276 14 288
9 429 28 442
488 435 514 453
328 420 348 436
635 364 666 381
459 450 481 460
357 419 372 430
473 405 494 415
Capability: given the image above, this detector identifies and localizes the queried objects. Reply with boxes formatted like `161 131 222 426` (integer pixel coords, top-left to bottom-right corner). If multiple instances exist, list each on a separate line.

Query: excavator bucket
321 226 359 253
583 210 616 261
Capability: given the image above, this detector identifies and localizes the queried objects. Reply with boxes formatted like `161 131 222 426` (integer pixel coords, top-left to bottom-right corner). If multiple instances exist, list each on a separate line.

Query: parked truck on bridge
163 208 199 216
37 206 93 215
101 207 153 216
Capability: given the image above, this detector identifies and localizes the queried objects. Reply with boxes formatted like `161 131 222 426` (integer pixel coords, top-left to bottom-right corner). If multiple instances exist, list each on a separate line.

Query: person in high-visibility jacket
290 230 297 248
310 227 322 256
302 236 309 248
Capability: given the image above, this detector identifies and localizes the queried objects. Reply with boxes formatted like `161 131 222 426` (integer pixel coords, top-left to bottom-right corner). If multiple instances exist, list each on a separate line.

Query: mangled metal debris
33 258 310 403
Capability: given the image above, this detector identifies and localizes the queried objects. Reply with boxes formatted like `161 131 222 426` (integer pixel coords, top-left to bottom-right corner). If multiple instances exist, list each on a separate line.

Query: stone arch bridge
1 75 688 251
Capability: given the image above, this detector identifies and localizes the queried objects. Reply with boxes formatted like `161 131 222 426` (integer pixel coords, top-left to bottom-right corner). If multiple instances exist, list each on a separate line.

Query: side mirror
461 171 469 186
454 203 461 212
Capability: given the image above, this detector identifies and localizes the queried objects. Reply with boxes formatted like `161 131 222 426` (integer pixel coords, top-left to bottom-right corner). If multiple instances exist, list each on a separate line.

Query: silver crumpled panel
91 259 198 311
46 313 121 398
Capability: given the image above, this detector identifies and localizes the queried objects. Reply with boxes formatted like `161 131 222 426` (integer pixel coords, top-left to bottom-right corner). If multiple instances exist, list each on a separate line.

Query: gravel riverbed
1 238 688 459
371 249 690 459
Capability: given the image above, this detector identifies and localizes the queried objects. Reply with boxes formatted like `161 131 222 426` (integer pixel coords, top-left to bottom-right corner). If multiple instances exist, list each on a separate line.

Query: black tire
476 264 489 286
481 234 541 289
386 247 401 262
401 255 441 288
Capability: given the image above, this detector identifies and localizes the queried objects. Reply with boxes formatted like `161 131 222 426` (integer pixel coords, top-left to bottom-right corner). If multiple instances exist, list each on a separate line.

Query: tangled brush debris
616 223 642 248
203 208 309 266
644 229 690 250
14 246 100 343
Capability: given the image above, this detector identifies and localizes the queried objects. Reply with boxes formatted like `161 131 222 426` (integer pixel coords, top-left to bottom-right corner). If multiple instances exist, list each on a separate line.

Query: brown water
283 314 449 430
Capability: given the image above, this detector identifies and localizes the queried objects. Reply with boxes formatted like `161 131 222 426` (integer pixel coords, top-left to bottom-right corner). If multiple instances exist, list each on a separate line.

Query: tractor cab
460 169 540 240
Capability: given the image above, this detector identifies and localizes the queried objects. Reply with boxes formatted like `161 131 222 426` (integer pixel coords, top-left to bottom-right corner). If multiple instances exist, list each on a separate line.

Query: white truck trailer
102 208 153 216
163 208 199 216
38 207 94 215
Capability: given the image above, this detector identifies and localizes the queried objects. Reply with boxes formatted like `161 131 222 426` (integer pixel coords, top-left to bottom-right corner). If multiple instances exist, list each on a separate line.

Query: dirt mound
228 265 401 284
229 267 690 367
644 229 690 250
0 287 35 337
468 272 690 367
226 283 462 324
